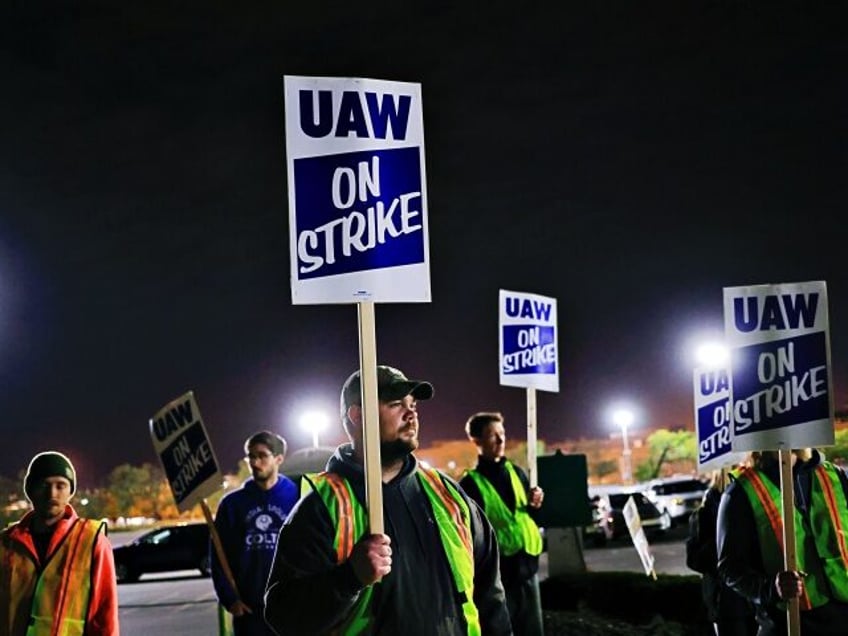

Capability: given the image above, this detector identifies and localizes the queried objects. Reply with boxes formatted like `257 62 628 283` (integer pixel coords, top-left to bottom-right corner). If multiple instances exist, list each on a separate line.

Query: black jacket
264 444 512 635
717 451 848 636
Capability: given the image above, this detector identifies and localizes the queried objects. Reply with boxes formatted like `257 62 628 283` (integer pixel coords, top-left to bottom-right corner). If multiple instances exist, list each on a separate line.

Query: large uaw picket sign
284 75 430 305
723 281 833 452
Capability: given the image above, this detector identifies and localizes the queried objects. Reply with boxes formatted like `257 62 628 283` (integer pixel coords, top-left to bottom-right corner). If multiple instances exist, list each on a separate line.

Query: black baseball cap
341 365 434 412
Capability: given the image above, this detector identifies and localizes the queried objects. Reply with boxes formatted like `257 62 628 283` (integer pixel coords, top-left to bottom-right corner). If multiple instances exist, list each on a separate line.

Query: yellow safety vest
737 463 848 610
309 467 481 636
464 461 543 557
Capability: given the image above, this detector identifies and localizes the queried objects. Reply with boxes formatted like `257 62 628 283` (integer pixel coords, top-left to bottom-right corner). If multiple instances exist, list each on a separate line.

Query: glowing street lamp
612 408 635 484
299 411 329 448
695 342 729 369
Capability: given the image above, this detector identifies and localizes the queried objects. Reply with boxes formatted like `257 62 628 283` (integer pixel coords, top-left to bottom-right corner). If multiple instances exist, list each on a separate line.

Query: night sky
2 1 846 484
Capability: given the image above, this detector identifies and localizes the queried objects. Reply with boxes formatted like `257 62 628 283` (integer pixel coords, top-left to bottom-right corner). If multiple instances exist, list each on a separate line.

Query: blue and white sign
694 366 743 471
284 75 430 304
499 289 559 392
149 391 222 512
723 281 833 451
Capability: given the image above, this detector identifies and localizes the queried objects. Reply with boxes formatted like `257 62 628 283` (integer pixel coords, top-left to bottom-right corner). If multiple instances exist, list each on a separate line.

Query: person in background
460 412 544 636
717 448 848 635
264 365 511 635
212 431 299 636
0 451 119 635
686 467 756 636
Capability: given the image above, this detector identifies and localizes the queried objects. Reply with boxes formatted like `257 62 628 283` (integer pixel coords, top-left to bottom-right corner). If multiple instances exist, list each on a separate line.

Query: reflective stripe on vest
310 467 481 636
738 465 848 610
0 518 102 636
464 462 542 557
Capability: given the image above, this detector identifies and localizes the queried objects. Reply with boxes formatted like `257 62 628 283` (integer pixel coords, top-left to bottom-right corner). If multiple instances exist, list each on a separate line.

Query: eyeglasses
245 452 274 461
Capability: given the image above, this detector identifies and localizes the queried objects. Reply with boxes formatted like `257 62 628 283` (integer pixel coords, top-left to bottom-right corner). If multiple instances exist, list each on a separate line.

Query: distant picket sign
499 289 559 392
622 496 656 578
723 281 834 452
284 75 431 304
694 366 744 471
149 391 222 512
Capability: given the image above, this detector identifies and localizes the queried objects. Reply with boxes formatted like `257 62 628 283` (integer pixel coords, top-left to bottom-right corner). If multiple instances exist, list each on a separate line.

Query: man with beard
0 451 119 635
264 365 511 635
212 432 299 635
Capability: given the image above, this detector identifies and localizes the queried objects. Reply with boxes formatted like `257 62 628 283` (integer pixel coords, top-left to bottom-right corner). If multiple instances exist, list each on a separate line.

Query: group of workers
3 363 848 635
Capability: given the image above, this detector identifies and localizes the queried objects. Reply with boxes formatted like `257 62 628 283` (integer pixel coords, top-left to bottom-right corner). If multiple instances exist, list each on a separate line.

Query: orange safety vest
0 517 104 636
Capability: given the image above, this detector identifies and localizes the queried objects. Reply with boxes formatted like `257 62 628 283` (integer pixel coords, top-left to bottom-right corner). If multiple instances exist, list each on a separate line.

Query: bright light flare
695 342 729 369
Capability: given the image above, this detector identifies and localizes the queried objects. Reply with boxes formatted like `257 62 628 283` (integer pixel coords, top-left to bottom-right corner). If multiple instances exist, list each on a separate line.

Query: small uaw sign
623 496 656 579
149 391 222 512
723 280 833 451
694 366 744 471
284 75 430 305
499 289 559 392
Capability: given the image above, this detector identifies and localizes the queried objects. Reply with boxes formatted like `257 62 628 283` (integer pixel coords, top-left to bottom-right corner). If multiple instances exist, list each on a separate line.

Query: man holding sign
264 365 510 635
717 449 848 635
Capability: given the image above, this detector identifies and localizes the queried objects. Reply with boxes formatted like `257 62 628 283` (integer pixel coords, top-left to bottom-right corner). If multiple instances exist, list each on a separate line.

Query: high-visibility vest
464 462 542 558
309 467 481 636
0 518 103 636
737 463 848 610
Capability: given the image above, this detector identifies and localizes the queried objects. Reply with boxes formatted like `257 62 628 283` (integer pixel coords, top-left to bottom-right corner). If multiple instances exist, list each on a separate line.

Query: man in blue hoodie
212 431 299 635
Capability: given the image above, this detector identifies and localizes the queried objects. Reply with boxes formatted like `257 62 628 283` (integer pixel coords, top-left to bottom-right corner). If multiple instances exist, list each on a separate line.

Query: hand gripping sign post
724 280 834 636
149 391 240 606
284 75 431 534
499 289 559 488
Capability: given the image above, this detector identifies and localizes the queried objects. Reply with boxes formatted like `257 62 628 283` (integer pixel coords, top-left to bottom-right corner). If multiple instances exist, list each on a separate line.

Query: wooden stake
358 301 384 535
201 498 240 602
778 448 800 636
526 387 538 488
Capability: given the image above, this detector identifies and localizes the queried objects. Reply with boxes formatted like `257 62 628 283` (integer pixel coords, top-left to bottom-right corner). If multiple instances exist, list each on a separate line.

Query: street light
613 408 635 484
695 342 729 369
299 411 329 448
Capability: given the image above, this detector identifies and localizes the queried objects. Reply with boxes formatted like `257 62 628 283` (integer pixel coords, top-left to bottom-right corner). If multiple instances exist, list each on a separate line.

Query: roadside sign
499 289 559 392
284 75 430 304
622 496 656 579
149 391 222 512
723 281 833 451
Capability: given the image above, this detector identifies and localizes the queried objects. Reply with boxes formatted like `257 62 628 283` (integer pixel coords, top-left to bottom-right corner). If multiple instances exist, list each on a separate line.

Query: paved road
112 525 693 635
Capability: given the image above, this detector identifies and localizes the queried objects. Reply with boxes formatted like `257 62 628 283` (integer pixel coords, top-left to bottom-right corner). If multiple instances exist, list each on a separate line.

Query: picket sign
724 280 833 636
498 289 559 484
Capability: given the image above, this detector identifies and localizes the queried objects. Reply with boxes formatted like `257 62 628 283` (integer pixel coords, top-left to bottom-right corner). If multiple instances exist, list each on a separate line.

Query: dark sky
2 1 846 484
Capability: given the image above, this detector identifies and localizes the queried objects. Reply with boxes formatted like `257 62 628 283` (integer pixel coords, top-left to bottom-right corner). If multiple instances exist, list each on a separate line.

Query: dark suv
113 522 210 583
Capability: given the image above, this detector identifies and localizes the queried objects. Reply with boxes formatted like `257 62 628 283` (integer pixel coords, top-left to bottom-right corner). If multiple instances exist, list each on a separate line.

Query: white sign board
499 289 559 392
622 495 656 578
284 75 431 304
694 366 744 472
723 281 833 451
149 391 222 512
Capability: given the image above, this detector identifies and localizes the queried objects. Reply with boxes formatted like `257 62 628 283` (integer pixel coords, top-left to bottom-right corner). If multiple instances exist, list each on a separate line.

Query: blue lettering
335 91 369 138
299 90 333 137
299 90 412 140
699 369 729 396
365 92 411 140
782 293 818 329
733 293 819 332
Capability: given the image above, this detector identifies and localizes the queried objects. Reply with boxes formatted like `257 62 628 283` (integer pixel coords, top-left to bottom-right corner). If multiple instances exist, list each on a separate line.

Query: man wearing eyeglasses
212 431 299 635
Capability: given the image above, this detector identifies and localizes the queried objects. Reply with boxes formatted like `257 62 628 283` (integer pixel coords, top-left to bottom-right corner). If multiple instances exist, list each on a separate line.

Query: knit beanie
24 451 76 501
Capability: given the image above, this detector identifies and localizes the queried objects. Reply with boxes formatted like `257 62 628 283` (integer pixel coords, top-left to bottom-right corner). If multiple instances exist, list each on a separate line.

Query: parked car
113 522 210 583
596 491 671 541
643 476 708 524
